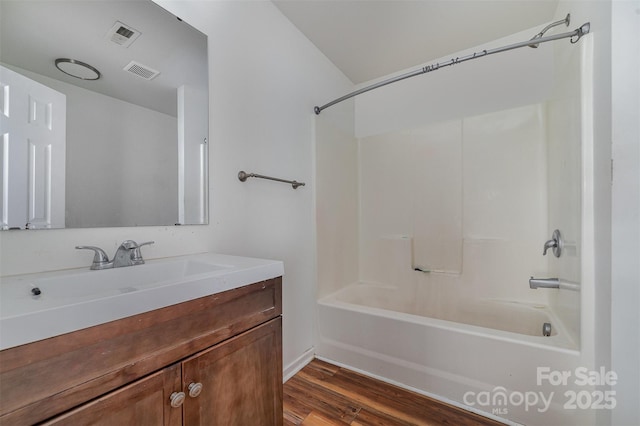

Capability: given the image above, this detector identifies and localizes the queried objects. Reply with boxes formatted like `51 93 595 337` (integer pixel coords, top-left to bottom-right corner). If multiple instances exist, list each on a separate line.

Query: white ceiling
1 0 560 110
273 0 559 84
0 0 207 117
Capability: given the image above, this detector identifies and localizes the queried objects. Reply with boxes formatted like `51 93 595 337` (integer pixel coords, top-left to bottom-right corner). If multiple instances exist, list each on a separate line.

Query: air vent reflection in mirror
107 21 141 48
123 61 160 80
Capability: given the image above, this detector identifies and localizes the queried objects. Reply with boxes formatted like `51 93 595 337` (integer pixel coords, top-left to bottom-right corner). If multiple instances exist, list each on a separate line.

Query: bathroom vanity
0 254 284 425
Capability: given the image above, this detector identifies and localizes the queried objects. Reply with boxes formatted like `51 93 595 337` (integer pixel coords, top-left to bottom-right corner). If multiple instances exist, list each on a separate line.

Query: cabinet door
182 318 283 426
42 364 182 426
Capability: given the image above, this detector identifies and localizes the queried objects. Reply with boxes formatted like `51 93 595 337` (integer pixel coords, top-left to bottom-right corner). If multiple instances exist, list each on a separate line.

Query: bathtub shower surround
315 19 593 426
359 104 555 309
360 119 463 277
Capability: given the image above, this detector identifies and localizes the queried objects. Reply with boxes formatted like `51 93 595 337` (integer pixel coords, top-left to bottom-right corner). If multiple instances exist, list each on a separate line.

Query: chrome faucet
76 240 154 270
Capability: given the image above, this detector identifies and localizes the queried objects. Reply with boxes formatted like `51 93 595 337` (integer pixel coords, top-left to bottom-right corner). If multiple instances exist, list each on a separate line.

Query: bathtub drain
542 322 552 337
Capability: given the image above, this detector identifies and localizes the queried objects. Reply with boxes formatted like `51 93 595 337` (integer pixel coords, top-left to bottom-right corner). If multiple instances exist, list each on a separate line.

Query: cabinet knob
170 391 186 408
188 382 203 398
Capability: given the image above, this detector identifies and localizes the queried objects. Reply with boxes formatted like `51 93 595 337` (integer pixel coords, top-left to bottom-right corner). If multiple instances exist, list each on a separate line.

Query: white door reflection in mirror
178 84 208 225
0 65 66 230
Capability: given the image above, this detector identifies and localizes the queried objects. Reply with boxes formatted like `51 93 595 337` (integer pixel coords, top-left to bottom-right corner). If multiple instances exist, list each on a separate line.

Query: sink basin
0 253 284 350
1 259 231 316
30 259 228 301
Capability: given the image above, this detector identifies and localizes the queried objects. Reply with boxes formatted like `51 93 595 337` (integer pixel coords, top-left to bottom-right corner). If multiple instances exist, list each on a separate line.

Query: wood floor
283 359 505 426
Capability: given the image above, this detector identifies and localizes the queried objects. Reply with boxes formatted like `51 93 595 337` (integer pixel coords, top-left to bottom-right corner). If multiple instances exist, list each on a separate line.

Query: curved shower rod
313 15 590 115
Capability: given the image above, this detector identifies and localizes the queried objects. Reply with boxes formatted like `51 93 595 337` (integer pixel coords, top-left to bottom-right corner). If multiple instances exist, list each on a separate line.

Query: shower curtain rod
313 17 590 115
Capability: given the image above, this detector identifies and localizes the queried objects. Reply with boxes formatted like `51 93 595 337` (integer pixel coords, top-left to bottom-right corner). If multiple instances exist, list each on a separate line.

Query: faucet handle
542 229 563 258
76 246 110 269
119 240 139 250
119 240 154 249
543 239 557 256
130 241 154 264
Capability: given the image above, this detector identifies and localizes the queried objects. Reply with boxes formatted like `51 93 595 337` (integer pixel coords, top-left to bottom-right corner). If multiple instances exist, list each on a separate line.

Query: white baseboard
283 346 315 382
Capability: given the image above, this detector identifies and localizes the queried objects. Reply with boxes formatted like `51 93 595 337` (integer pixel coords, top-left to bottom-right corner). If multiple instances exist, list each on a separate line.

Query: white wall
611 1 640 424
0 0 352 376
64 83 178 228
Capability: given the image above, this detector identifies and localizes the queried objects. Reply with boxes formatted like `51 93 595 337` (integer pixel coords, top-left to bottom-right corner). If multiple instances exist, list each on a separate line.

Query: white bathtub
316 282 595 426
328 281 568 339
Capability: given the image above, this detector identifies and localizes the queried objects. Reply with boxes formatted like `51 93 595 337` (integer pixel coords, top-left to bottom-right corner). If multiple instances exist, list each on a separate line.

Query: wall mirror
0 0 208 229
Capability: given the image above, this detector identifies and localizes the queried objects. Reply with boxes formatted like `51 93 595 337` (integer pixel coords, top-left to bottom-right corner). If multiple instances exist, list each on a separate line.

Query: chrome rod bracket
528 13 571 48
571 22 591 43
238 170 305 189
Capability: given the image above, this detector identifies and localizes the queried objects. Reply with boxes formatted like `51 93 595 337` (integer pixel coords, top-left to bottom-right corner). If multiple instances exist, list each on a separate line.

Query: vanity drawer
0 277 282 425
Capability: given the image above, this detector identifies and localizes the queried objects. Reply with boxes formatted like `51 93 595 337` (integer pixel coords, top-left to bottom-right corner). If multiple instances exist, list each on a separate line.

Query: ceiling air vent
123 61 160 81
106 21 141 48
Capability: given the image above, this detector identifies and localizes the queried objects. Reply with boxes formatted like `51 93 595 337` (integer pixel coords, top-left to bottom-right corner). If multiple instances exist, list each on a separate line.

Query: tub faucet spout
529 277 560 289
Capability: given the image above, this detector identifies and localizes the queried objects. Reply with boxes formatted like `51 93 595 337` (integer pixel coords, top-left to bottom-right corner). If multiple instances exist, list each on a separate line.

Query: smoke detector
107 21 141 48
123 61 160 80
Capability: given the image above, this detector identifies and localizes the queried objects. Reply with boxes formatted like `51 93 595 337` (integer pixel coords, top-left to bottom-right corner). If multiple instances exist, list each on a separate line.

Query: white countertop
0 253 284 350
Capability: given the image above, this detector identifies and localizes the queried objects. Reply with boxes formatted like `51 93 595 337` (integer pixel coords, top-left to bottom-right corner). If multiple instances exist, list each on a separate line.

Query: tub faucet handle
543 240 557 255
542 229 562 258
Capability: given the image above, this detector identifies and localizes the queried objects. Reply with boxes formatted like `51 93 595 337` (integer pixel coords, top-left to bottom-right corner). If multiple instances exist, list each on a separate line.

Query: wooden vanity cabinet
0 277 283 426
182 318 282 425
42 364 183 426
